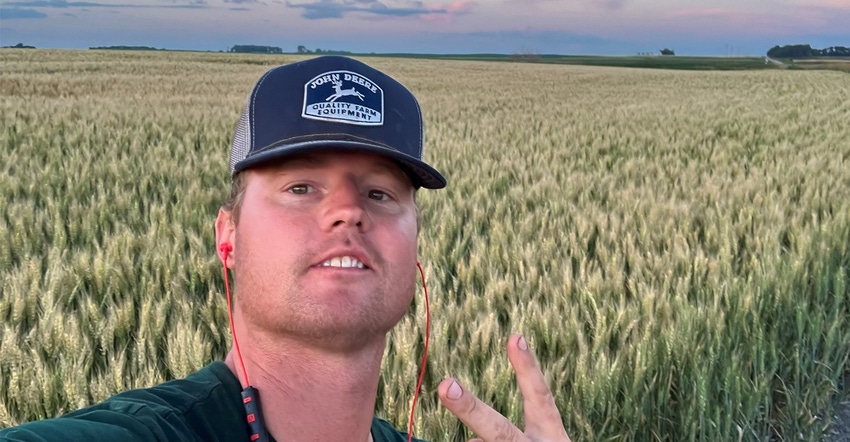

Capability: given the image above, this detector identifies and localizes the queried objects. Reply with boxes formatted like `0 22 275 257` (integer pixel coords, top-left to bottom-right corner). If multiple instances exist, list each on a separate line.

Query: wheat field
1 49 849 441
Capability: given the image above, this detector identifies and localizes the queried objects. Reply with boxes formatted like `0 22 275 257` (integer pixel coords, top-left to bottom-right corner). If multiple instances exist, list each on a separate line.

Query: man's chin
276 305 401 350
288 321 392 353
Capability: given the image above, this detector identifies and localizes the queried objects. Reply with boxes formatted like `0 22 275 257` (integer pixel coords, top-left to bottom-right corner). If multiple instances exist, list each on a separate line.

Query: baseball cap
230 55 447 189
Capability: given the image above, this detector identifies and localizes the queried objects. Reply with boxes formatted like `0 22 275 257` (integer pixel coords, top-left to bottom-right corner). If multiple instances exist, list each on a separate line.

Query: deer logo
303 70 383 126
326 80 365 102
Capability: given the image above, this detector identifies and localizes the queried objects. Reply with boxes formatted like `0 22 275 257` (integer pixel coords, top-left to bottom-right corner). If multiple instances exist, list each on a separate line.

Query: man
0 56 569 442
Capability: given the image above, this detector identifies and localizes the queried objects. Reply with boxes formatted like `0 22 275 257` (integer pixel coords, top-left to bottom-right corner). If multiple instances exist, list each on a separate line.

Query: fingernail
518 336 529 351
447 380 462 400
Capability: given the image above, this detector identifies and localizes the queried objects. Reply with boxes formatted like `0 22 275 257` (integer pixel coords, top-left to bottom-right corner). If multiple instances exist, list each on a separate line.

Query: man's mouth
318 256 367 269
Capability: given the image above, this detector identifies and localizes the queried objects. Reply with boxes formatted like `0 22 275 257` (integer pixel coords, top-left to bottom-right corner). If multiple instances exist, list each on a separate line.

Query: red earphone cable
408 263 431 442
222 246 250 387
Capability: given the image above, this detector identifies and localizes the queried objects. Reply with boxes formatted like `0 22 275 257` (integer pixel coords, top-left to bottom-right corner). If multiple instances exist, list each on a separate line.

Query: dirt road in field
764 56 789 68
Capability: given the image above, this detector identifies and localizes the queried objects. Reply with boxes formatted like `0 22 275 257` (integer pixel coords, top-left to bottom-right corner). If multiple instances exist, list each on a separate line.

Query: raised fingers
437 378 525 441
505 334 569 441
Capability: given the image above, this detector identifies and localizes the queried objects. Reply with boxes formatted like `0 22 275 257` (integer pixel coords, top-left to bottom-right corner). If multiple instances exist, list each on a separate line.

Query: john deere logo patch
302 70 384 126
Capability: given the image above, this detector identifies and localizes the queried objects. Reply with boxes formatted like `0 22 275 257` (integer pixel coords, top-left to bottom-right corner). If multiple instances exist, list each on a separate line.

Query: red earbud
219 243 233 258
220 241 249 387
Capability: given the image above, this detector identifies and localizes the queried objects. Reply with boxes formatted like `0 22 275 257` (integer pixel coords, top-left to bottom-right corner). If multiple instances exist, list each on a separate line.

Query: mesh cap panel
230 103 251 173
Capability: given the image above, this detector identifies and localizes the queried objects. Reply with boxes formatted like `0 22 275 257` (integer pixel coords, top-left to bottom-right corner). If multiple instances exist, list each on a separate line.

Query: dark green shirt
0 362 424 442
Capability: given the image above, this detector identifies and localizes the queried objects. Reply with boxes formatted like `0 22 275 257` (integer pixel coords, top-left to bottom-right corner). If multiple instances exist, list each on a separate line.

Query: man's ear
215 208 237 269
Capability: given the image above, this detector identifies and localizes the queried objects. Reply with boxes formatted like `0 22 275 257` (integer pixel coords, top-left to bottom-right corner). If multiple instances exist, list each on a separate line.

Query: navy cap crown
230 56 446 189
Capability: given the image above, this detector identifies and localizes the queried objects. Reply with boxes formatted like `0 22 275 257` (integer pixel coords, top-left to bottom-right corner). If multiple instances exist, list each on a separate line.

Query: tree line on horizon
4 42 850 59
226 45 352 55
767 44 850 58
228 45 282 54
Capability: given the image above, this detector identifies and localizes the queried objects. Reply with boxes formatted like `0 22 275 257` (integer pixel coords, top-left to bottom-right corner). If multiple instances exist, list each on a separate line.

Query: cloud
169 3 208 8
158 0 209 5
661 7 773 28
428 0 472 14
5 0 95 7
501 0 624 11
594 0 627 11
501 0 553 4
798 0 850 9
229 6 251 9
4 0 209 8
286 0 451 19
658 5 850 38
791 0 850 30
0 7 48 18
663 8 729 20
382 28 626 54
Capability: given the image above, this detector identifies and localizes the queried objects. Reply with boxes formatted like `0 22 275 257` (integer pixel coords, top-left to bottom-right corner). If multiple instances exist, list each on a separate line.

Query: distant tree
660 48 675 56
89 45 160 51
229 45 282 54
2 42 36 49
821 46 850 57
292 45 351 55
767 44 815 58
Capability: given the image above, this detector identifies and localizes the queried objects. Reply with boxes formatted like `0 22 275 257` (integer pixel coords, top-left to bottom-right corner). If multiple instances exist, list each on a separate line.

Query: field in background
279 52 850 72
790 58 850 73
1 50 849 441
368 54 781 70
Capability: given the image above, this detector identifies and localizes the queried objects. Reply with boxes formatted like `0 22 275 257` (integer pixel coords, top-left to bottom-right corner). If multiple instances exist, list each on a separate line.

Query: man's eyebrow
372 161 408 178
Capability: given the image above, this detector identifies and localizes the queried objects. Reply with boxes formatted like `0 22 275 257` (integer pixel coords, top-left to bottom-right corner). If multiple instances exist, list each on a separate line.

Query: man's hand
437 334 571 442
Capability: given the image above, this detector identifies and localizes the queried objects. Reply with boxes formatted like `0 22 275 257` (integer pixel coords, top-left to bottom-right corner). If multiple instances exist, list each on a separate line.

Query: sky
1 0 848 56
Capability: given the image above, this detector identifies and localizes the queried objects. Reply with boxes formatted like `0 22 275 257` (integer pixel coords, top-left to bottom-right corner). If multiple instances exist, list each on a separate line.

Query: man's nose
320 183 368 231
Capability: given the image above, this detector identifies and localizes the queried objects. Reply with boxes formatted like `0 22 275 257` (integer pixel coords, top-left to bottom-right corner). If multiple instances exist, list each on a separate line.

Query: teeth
321 256 365 269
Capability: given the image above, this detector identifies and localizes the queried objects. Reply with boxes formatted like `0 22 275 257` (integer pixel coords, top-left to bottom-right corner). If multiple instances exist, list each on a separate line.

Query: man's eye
368 190 388 201
289 184 311 195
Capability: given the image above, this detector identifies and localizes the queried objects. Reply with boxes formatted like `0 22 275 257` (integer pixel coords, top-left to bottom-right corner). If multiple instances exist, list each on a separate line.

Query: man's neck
225 335 385 442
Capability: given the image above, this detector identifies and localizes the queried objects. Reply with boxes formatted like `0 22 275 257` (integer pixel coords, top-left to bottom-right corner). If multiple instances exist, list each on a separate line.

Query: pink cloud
663 8 730 20
428 0 475 14
668 7 808 31
421 0 475 22
795 0 850 24
662 7 775 28
659 3 848 37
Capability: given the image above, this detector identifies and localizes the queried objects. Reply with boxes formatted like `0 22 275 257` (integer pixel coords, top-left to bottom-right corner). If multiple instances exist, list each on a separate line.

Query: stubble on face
238 233 417 352
229 152 419 353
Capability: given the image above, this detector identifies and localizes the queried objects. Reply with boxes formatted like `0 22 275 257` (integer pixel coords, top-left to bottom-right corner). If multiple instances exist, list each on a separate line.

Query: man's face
217 150 419 352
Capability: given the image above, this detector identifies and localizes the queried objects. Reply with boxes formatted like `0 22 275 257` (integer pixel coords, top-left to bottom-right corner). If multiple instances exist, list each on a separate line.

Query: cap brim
232 136 447 189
